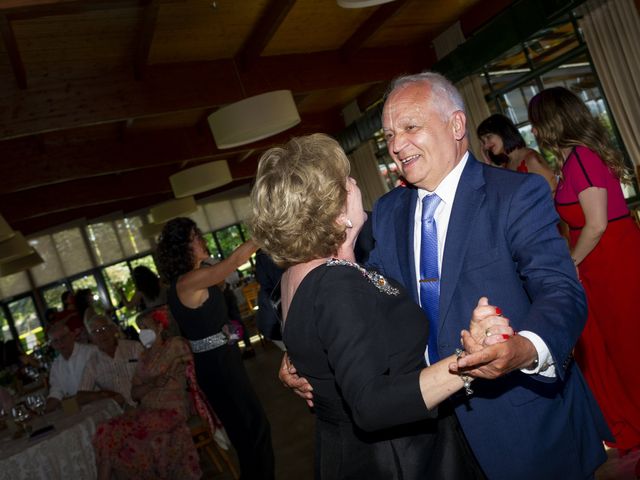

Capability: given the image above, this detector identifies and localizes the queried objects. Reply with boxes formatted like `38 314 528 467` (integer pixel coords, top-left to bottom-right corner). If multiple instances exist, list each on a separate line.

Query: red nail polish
495 307 503 315
501 334 510 340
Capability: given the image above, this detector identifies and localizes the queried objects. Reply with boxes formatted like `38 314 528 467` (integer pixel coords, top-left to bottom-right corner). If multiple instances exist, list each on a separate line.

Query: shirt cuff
518 330 556 378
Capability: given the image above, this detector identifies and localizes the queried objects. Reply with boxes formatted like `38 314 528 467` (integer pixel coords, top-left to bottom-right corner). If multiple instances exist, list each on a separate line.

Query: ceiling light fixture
207 90 300 149
337 0 395 8
0 232 32 263
0 249 44 277
170 160 233 198
150 196 197 224
0 215 15 242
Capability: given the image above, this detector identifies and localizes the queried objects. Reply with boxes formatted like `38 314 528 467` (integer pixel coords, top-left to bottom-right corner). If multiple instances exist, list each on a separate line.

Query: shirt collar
417 151 469 204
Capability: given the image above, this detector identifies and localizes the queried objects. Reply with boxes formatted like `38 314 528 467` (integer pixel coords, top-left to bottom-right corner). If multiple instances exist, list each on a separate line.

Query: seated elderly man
46 322 99 412
77 315 143 407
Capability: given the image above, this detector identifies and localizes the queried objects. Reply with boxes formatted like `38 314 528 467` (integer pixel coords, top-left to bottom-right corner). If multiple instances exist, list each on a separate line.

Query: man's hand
451 333 537 379
279 353 314 408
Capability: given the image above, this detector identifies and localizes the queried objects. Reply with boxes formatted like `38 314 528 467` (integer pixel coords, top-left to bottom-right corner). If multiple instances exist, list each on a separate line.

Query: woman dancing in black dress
156 219 275 479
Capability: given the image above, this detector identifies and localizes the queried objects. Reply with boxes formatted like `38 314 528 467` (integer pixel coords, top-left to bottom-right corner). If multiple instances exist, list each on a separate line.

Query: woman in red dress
529 87 640 467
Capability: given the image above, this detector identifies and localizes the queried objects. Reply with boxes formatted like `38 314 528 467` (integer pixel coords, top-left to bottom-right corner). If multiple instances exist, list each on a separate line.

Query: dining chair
189 416 239 479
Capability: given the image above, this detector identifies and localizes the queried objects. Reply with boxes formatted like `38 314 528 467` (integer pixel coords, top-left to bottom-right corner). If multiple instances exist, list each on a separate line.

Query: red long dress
555 146 640 450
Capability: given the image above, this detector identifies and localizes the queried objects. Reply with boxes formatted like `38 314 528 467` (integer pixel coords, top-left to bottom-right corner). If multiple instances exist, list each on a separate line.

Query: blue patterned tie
420 194 441 364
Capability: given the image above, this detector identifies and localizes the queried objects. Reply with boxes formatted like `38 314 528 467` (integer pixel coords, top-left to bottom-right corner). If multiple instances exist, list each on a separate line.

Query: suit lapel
395 188 419 302
439 156 486 329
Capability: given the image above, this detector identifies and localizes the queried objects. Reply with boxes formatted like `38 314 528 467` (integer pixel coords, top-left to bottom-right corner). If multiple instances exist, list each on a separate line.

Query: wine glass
26 394 46 416
11 403 31 434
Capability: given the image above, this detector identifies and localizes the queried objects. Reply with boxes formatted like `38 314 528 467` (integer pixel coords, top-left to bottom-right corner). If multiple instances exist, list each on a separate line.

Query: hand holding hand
279 353 314 408
469 297 514 347
450 333 538 379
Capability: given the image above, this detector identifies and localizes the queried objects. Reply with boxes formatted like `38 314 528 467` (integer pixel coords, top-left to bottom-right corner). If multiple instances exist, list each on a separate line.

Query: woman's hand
467 297 514 348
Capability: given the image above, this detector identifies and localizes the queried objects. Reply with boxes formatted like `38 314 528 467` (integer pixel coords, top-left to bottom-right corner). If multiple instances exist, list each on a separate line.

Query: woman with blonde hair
251 133 510 479
528 87 640 467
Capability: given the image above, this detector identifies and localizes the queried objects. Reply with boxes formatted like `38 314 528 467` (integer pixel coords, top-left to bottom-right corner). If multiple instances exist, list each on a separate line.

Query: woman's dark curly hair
132 266 161 300
156 217 199 284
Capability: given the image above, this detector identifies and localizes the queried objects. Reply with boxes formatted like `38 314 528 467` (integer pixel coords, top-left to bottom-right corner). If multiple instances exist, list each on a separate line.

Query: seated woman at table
93 309 201 480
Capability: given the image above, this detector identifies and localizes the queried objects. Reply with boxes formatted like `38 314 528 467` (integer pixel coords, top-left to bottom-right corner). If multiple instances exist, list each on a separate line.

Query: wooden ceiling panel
149 0 270 63
263 0 371 55
0 0 495 236
296 84 372 114
12 10 138 71
366 0 481 48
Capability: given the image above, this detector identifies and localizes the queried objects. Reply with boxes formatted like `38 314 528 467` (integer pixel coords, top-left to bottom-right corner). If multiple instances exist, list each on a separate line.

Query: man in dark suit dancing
282 72 610 479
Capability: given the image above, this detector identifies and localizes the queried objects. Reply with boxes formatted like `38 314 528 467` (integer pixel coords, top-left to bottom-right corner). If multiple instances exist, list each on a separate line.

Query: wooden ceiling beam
0 46 422 140
0 15 27 89
340 0 410 59
3 0 179 20
0 110 341 194
235 0 296 71
10 193 170 235
1 166 178 221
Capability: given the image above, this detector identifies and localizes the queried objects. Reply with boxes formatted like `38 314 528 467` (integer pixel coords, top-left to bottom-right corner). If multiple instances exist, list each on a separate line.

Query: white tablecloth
0 399 122 480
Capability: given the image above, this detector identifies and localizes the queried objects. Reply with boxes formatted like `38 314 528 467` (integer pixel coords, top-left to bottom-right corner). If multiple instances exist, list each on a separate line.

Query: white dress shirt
48 342 99 400
412 152 555 376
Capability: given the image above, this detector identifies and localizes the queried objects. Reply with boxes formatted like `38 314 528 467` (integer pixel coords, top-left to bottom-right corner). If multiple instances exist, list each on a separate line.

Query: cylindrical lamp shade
0 249 44 277
150 196 197 224
0 232 32 263
0 215 15 242
337 0 395 7
208 90 301 149
140 222 166 239
170 161 233 198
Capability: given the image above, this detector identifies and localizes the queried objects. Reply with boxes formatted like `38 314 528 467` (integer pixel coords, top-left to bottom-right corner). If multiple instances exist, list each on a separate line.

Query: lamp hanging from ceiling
337 0 395 7
170 160 233 198
0 214 15 242
150 196 197 224
0 232 33 263
207 90 300 149
0 249 44 277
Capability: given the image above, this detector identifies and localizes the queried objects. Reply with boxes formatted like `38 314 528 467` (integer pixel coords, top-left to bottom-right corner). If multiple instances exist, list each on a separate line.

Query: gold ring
485 328 492 337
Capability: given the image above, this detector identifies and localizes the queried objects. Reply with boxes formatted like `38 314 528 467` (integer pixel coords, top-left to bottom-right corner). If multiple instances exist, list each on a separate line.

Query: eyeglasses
90 326 111 335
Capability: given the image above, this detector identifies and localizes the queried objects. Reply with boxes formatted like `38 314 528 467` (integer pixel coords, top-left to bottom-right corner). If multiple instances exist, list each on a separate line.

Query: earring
345 219 353 229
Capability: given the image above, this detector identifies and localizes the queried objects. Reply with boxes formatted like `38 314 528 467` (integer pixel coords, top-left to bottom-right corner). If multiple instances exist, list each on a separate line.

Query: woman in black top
156 219 275 479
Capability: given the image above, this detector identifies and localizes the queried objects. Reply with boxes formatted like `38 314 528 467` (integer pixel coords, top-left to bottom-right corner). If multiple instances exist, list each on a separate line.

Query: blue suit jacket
367 154 610 479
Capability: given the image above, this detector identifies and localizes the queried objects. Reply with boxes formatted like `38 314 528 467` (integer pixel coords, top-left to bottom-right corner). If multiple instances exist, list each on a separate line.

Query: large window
478 16 638 201
8 295 41 352
1 308 13 342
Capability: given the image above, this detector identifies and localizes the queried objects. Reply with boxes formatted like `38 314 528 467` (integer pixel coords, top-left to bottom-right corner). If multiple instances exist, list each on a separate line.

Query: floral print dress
93 337 201 479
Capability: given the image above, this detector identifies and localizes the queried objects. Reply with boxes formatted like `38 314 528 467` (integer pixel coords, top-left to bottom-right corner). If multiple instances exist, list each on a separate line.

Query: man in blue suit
368 71 609 479
281 71 609 479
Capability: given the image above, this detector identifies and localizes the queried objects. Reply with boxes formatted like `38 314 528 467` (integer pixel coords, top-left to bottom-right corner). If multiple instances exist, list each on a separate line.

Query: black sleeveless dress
168 284 275 479
283 262 484 479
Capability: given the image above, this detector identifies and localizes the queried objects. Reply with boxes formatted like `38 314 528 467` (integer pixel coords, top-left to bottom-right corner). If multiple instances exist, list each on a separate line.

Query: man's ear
452 111 467 141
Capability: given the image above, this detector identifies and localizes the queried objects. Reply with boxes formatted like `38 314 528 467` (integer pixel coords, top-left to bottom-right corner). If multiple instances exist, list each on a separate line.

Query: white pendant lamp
208 90 301 149
337 0 395 7
0 249 44 277
140 222 166 240
0 215 15 242
170 160 233 198
0 232 32 263
150 196 197 224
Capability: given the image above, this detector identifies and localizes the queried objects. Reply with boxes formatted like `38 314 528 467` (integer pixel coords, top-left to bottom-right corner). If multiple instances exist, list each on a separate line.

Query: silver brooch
326 258 400 296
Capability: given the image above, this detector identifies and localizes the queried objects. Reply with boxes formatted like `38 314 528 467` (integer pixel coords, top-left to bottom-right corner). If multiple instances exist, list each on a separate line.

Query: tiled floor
203 341 638 479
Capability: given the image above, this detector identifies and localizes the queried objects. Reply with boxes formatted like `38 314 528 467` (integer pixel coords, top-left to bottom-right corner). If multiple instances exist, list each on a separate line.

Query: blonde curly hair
250 134 350 268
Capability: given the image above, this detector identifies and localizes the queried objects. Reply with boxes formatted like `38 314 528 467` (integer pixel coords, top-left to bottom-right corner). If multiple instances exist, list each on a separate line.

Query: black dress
283 261 483 480
168 284 275 479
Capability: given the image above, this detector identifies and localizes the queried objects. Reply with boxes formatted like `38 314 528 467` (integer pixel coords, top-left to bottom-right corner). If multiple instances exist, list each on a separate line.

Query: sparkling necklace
326 258 400 296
